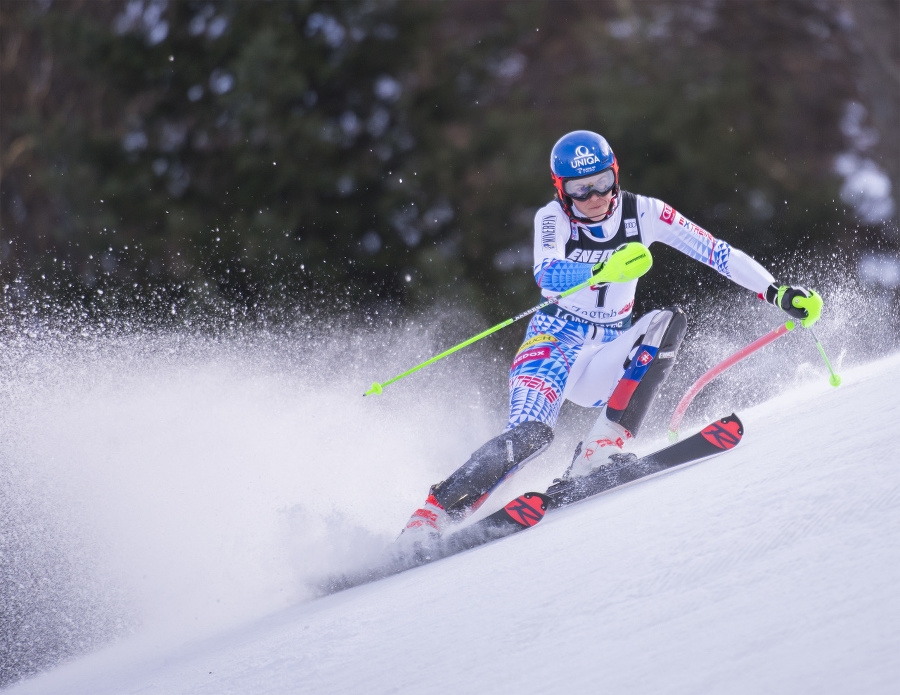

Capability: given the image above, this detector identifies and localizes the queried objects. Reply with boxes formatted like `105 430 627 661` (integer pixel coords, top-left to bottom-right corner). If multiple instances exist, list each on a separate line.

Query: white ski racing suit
507 191 775 429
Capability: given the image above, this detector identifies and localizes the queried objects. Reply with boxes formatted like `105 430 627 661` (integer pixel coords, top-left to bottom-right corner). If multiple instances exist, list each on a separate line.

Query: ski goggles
563 168 616 200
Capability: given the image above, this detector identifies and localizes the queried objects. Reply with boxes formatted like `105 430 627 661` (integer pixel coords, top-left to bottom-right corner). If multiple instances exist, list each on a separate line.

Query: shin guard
606 307 687 436
431 421 553 519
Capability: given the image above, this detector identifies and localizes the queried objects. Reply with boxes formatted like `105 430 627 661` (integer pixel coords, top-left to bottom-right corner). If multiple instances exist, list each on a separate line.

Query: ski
323 414 742 594
323 492 550 594
545 413 744 509
439 490 551 552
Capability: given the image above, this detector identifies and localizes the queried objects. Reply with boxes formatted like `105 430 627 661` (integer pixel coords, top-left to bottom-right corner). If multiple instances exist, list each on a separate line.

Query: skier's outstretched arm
641 198 823 327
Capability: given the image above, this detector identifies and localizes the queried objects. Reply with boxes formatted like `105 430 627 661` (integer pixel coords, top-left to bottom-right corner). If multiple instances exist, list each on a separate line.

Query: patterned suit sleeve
640 196 774 295
532 205 593 292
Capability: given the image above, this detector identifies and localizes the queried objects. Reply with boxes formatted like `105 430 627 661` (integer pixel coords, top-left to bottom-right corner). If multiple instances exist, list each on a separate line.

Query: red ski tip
700 414 744 450
503 492 549 527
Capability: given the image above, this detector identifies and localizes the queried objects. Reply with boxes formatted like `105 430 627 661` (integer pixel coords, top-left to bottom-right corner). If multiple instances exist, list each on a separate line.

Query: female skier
402 130 823 543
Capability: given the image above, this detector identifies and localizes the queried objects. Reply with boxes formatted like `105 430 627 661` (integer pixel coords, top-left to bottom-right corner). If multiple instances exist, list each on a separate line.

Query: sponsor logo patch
677 215 714 241
541 215 556 249
571 145 601 171
659 351 676 359
624 218 638 237
511 375 559 404
660 204 676 225
512 346 551 369
519 334 558 351
567 248 612 265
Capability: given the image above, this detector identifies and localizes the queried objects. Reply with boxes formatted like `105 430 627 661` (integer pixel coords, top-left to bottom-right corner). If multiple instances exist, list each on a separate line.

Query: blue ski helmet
550 130 619 221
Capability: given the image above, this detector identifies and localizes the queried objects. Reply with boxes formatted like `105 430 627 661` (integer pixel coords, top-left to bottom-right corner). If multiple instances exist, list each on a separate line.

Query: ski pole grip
591 243 653 284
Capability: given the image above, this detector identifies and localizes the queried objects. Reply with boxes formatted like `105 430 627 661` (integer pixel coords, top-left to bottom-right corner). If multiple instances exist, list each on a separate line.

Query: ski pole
364 242 653 396
668 320 796 441
810 329 841 387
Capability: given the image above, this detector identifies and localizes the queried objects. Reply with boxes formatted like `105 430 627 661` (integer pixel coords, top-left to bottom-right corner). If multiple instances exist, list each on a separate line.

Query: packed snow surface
6 342 899 693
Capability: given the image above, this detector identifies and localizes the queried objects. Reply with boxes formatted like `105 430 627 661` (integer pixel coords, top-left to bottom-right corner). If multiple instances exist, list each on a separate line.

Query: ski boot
394 490 449 560
546 418 637 497
568 417 635 477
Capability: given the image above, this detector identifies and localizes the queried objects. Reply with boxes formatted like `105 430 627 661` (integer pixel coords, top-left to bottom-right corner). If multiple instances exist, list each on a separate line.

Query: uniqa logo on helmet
571 145 601 170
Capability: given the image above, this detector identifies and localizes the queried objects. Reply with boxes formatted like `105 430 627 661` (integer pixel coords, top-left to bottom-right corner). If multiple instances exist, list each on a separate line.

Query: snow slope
7 348 899 694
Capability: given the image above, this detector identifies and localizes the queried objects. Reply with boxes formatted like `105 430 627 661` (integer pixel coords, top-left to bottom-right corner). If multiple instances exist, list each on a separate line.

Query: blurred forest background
1 0 899 325
0 2 899 687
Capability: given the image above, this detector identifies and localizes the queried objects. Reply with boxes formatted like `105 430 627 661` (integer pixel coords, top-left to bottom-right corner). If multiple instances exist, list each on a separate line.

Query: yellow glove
764 284 823 328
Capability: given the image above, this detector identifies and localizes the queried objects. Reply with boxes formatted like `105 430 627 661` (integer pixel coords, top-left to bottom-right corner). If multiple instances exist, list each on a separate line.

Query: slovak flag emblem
637 350 653 366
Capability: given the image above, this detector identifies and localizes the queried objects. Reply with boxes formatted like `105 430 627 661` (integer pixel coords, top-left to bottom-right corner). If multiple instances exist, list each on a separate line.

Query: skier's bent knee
402 421 553 538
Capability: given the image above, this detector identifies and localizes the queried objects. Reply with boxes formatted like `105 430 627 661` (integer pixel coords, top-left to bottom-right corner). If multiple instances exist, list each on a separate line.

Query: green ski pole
364 242 653 396
810 329 841 387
